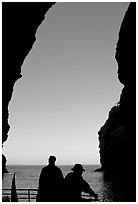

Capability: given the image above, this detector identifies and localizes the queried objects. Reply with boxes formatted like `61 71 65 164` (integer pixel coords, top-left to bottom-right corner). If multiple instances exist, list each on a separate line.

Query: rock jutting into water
98 2 136 188
2 2 55 173
2 154 9 176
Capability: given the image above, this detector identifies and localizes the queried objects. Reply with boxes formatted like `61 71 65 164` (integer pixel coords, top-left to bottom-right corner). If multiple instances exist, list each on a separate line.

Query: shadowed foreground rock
98 2 136 191
2 2 55 171
2 154 9 176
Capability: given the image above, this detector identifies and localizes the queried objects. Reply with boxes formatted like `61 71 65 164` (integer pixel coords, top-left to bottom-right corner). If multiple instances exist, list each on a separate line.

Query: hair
48 155 56 164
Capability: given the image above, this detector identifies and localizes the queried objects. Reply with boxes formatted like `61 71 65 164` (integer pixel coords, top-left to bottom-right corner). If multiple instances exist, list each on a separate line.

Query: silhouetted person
64 164 98 202
36 156 64 202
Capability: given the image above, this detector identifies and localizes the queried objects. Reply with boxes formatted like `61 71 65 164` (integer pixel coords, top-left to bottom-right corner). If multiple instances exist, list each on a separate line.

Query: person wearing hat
36 156 64 202
64 163 98 201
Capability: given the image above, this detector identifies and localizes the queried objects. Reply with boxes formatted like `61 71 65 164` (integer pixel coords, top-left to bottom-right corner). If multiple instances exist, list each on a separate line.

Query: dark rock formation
2 2 55 170
98 2 136 184
2 154 9 176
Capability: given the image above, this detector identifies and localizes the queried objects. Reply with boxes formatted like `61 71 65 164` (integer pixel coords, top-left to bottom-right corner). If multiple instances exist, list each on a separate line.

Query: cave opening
3 2 129 166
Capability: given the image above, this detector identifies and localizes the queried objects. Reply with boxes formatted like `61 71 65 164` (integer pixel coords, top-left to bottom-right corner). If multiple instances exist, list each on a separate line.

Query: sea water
2 165 135 202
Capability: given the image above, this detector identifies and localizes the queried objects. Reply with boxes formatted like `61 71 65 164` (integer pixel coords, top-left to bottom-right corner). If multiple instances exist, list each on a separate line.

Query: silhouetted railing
2 188 38 202
2 188 98 202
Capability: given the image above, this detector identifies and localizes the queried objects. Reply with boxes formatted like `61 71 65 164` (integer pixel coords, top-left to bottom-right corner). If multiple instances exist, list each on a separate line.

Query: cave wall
3 3 136 181
98 3 136 182
2 2 55 172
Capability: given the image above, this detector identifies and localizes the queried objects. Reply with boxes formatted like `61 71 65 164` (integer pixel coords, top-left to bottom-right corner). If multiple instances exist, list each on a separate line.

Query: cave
2 3 136 195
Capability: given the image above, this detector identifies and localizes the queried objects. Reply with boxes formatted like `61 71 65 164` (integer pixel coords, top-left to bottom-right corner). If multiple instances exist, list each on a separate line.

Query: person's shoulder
42 165 48 169
41 165 48 172
54 165 60 169
65 172 73 178
55 166 63 172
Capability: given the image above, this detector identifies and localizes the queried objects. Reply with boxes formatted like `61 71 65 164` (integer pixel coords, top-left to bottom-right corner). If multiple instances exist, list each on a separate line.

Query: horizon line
7 163 100 166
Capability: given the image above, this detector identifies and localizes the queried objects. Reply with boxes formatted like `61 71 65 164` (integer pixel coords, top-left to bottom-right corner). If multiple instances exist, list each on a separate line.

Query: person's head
71 164 85 175
48 155 56 165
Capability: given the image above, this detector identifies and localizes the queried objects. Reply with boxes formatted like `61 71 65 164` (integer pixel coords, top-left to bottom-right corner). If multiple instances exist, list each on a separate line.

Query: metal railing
2 188 38 202
2 189 98 202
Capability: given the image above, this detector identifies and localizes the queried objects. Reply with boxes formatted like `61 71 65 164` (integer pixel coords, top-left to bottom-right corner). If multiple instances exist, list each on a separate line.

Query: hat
71 164 85 172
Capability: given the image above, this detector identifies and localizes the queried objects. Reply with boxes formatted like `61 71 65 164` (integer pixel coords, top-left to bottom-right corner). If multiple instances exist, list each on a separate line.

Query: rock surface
98 3 136 183
2 154 9 176
2 2 55 171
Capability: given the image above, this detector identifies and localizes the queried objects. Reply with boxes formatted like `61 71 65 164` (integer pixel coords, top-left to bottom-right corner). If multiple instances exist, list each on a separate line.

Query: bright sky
3 2 128 165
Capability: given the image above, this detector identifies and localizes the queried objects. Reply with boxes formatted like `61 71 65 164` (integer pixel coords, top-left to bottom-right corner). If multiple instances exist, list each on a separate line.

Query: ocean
2 165 135 202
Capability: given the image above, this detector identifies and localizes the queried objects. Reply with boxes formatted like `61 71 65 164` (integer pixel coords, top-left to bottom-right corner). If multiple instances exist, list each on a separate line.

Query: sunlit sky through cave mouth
3 2 128 165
